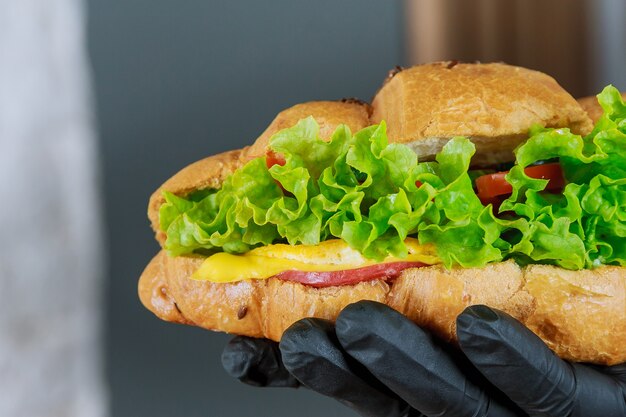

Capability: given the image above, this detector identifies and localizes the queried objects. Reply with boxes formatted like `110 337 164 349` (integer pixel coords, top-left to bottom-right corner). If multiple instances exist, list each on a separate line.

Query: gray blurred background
88 1 402 416
2 0 624 416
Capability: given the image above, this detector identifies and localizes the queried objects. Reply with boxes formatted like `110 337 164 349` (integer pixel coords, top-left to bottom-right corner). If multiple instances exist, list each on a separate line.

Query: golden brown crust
138 251 389 340
522 265 626 365
246 100 371 159
371 62 593 164
147 149 248 244
137 251 191 325
139 253 626 365
387 261 533 344
388 262 626 365
578 92 626 124
141 64 625 365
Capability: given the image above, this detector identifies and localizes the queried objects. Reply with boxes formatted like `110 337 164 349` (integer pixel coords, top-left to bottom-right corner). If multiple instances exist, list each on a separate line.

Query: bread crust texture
141 63 624 366
372 62 593 164
139 252 626 365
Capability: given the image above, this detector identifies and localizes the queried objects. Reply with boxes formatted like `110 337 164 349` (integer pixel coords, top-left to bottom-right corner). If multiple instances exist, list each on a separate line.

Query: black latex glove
222 301 626 417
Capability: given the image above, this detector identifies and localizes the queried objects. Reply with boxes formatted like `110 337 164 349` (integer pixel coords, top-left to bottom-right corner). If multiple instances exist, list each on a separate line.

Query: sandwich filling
159 86 626 284
191 237 439 286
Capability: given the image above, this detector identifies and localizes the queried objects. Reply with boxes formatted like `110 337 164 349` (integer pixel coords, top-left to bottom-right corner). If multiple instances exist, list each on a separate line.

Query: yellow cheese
192 238 440 283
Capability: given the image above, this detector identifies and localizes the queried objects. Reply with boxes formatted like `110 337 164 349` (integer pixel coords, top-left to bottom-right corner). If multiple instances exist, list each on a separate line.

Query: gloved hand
222 301 626 417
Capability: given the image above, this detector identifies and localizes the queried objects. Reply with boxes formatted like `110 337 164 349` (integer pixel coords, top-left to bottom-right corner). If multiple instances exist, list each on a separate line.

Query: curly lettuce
159 85 626 270
498 86 626 268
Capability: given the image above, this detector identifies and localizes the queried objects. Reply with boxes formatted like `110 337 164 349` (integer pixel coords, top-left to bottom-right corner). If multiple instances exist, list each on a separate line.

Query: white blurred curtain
0 1 107 416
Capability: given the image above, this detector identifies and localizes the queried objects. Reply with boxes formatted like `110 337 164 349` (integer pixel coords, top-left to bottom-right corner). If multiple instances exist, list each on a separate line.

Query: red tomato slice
525 163 565 189
475 163 565 205
266 150 287 192
266 150 286 168
274 261 426 287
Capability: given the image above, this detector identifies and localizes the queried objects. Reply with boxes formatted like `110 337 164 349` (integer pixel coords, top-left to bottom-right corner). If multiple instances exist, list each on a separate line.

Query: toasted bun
141 63 623 365
578 91 626 124
148 148 248 244
138 251 390 339
246 100 372 159
372 62 593 165
139 251 626 365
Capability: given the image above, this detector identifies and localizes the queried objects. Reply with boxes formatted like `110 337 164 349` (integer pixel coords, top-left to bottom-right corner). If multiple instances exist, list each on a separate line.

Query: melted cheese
192 238 440 283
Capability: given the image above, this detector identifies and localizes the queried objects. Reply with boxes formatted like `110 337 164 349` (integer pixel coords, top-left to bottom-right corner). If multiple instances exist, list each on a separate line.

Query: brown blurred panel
405 0 591 97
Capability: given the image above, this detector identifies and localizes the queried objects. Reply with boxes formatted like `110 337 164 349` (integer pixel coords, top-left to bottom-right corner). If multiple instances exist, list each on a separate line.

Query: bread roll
148 149 247 244
138 251 390 341
371 62 593 165
246 100 372 159
141 63 625 366
138 252 626 365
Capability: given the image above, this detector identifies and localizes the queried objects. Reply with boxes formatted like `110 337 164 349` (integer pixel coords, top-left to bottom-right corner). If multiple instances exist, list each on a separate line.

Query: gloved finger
280 318 419 417
221 336 300 387
336 301 521 417
569 363 626 417
595 363 626 385
457 305 626 417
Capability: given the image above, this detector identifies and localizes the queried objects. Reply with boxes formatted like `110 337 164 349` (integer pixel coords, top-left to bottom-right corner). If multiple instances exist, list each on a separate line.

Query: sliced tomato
274 261 426 288
525 163 565 189
475 173 514 200
266 150 286 168
265 150 288 192
475 163 565 205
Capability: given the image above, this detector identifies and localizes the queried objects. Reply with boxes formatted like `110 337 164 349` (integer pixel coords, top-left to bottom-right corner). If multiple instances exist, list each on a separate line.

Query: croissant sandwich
139 62 626 365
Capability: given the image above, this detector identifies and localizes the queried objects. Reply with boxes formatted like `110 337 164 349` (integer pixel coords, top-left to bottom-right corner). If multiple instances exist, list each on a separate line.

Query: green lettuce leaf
416 138 504 267
497 85 626 268
159 86 626 270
